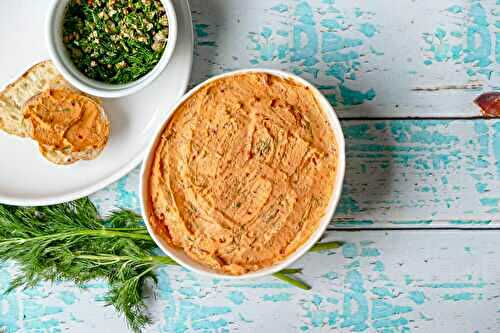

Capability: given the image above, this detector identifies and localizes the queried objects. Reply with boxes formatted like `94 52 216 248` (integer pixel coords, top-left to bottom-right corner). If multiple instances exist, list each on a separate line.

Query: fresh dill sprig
0 198 341 331
0 198 159 332
310 241 343 252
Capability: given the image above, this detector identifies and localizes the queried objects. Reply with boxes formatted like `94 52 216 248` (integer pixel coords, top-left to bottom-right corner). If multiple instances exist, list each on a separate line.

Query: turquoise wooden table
1 0 499 332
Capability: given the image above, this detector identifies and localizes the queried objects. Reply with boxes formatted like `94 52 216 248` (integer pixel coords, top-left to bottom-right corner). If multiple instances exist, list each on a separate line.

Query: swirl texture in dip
149 73 338 275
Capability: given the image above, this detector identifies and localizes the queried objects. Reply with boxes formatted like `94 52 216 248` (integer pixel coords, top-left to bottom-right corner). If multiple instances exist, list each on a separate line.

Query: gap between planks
327 225 500 231
339 116 498 121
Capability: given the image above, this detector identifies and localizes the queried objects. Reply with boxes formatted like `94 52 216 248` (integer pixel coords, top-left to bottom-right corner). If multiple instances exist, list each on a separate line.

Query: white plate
0 0 193 206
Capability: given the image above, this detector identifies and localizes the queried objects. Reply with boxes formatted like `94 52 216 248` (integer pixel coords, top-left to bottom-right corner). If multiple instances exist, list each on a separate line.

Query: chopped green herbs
63 0 169 84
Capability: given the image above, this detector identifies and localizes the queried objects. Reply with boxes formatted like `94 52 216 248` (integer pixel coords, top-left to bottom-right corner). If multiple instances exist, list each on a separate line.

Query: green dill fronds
0 198 159 332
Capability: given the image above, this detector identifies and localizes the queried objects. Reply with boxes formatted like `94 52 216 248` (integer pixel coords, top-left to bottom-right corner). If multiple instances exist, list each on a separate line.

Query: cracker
23 89 109 165
0 60 100 137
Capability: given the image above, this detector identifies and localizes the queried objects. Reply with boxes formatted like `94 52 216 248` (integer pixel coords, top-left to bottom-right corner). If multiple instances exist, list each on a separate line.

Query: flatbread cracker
38 144 106 165
0 60 107 165
0 95 26 136
23 89 109 165
0 60 99 137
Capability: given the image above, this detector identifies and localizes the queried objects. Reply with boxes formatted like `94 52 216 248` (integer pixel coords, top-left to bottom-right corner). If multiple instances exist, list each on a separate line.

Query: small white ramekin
46 0 178 98
139 69 346 280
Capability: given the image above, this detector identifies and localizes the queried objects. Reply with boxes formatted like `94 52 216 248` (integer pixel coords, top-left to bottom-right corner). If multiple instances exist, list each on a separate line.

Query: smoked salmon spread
148 73 338 274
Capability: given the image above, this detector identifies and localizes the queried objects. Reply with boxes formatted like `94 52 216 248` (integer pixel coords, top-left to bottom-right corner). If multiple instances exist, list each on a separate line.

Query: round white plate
0 0 193 206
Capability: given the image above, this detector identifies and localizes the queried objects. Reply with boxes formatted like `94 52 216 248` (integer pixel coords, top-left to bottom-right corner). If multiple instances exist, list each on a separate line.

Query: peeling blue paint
227 291 246 305
192 318 228 330
371 287 396 298
194 24 209 38
262 293 292 302
238 313 253 323
342 243 358 259
57 291 76 305
247 0 379 108
2 1 500 329
480 198 499 207
404 275 413 286
341 270 368 331
372 300 412 320
359 23 377 38
23 301 63 332
372 317 409 330
115 177 139 211
336 196 361 215
361 248 380 257
271 4 288 13
373 261 385 273
408 291 426 305
447 5 464 14
391 220 433 225
421 281 486 289
422 1 497 81
448 220 492 225
345 260 360 270
493 123 500 180
0 270 19 333
476 182 488 193
323 272 339 280
339 86 376 106
443 292 474 301
179 287 199 298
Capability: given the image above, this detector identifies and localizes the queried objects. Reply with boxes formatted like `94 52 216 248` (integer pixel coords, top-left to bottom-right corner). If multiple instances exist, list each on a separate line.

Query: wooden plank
91 119 500 229
2 230 500 332
333 119 500 228
190 0 500 118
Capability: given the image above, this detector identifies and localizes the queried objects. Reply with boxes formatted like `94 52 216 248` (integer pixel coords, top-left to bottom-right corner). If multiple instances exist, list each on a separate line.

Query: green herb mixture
63 0 169 84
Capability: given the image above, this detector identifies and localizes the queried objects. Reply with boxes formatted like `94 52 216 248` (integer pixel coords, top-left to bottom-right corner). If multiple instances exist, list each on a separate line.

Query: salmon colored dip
149 73 338 275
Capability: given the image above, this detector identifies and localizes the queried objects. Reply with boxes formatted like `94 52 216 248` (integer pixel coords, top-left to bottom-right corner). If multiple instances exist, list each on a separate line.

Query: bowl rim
139 68 346 280
46 0 178 98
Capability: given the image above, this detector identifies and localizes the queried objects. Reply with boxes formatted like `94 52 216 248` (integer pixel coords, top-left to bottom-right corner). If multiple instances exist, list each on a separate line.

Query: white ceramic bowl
140 69 346 280
46 0 178 98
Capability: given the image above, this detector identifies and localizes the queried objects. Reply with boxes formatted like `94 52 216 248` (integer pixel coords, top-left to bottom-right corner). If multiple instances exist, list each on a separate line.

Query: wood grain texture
190 0 500 118
333 119 500 228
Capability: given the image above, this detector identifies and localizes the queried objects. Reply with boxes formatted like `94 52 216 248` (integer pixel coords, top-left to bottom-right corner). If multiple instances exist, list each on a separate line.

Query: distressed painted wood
334 119 500 228
190 0 500 118
90 119 500 228
2 0 500 332
2 230 500 332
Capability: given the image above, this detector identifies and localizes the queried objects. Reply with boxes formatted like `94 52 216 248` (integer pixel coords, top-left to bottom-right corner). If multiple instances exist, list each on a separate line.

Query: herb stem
309 241 343 252
148 256 179 266
84 229 153 240
0 229 153 248
273 272 311 290
105 227 150 233
279 268 303 274
74 254 179 267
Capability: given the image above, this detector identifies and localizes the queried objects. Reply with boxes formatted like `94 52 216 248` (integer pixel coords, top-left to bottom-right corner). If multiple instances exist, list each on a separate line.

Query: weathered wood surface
335 119 500 227
2 0 500 332
11 0 498 118
190 0 500 118
2 230 500 332
91 119 500 228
